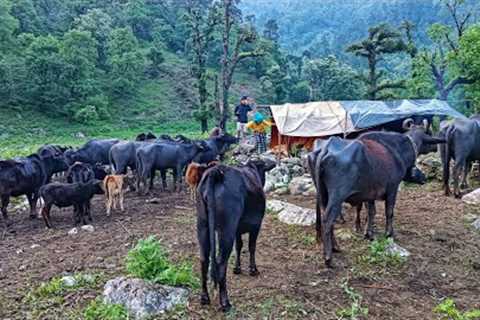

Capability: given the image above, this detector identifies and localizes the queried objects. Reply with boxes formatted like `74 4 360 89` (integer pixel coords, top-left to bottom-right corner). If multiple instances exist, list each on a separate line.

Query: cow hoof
325 259 333 268
220 302 232 313
332 247 341 253
364 233 374 241
200 294 210 305
249 268 259 277
233 267 242 275
29 214 36 220
454 194 461 199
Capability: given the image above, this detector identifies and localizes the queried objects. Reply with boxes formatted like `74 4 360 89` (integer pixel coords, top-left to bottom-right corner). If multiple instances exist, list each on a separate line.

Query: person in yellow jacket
246 112 272 154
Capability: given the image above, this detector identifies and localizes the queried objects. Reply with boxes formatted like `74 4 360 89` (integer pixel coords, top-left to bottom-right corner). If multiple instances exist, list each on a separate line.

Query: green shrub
434 298 480 320
336 281 369 320
360 237 405 267
126 236 199 288
84 299 129 320
74 105 100 124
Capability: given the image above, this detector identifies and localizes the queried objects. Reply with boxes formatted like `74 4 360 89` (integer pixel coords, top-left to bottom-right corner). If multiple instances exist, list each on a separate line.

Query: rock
302 186 317 197
232 144 255 156
18 265 26 271
146 198 161 204
290 165 305 178
267 200 315 226
463 189 480 215
417 153 442 180
274 182 288 189
336 228 354 241
289 176 314 196
81 225 95 232
472 218 480 231
385 242 411 258
260 153 277 164
30 244 40 249
264 180 275 193
103 277 188 320
430 230 449 242
464 213 479 223
61 276 77 287
281 157 302 167
274 187 289 196
235 154 249 164
68 228 79 235
75 132 86 139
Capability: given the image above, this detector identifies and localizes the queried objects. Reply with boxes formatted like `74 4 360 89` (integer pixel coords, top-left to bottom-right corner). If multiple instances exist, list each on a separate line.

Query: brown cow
103 175 125 216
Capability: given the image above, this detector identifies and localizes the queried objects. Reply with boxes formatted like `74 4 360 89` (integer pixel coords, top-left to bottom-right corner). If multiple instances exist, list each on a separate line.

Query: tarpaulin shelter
268 99 465 150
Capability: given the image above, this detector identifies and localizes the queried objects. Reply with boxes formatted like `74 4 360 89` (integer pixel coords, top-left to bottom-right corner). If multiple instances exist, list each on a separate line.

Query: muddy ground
0 182 479 319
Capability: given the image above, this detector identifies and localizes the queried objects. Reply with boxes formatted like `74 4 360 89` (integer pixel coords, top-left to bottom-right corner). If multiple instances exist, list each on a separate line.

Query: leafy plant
361 237 405 267
336 281 369 320
84 299 129 320
126 236 199 288
434 298 480 320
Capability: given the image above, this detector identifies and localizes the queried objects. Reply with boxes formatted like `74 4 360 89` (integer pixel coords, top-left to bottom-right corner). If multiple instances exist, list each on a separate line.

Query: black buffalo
196 159 275 312
110 141 149 174
193 134 238 164
136 141 207 193
0 152 68 222
65 139 119 166
310 127 444 267
440 116 480 197
39 180 104 228
135 132 157 141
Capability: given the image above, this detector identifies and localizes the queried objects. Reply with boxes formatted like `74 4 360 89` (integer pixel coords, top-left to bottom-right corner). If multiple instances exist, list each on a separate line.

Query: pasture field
1 181 479 319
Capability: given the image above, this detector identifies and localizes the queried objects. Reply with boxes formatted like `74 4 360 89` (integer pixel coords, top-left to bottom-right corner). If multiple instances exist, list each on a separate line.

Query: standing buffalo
0 152 68 222
65 139 120 166
110 141 148 174
196 159 275 312
193 134 238 164
136 142 207 193
310 126 444 267
441 116 480 197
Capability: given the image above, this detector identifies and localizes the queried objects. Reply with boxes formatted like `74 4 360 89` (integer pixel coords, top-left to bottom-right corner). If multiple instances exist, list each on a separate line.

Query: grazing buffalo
441 116 480 197
196 159 275 312
135 132 157 141
110 141 148 174
65 139 120 166
0 152 68 222
136 142 207 193
39 180 104 228
193 134 238 164
310 127 444 267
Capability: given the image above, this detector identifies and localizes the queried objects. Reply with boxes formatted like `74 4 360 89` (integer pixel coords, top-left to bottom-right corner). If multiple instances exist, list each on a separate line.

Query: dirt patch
1 182 479 319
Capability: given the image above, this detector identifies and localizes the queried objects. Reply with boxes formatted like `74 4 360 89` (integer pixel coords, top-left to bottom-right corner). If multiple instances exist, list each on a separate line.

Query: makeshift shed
267 99 465 150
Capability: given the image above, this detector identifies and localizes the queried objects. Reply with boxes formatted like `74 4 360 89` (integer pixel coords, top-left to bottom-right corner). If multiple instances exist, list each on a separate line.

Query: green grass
359 237 406 267
83 299 130 320
434 298 480 320
126 236 199 288
336 280 369 320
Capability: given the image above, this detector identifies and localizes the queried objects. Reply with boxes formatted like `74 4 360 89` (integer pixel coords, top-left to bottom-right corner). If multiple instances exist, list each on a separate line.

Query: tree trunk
201 118 208 133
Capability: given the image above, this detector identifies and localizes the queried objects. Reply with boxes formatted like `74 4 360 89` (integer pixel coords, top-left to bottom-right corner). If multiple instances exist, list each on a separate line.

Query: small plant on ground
360 237 405 267
126 235 199 288
84 298 129 320
336 280 369 320
434 298 480 320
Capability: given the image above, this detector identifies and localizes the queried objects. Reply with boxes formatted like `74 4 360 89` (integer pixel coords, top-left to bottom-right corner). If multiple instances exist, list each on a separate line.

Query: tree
11 0 41 35
458 25 480 111
420 0 476 101
346 23 407 100
218 0 264 130
263 19 279 43
183 0 220 132
0 0 19 52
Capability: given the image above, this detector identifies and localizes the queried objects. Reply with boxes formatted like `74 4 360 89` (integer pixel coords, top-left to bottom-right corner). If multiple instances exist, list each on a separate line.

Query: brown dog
103 175 125 216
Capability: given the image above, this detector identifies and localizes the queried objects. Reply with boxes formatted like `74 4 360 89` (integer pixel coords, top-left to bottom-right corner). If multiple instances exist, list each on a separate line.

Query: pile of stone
263 157 310 195
462 189 480 231
416 153 442 181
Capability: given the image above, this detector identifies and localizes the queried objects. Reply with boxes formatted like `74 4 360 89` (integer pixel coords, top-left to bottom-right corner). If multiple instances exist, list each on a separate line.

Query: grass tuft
84 298 130 320
434 298 480 320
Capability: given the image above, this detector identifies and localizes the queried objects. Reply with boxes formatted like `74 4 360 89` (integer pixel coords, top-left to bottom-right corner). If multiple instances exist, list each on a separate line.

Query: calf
103 175 125 216
185 162 219 200
310 127 443 267
196 159 275 311
39 180 104 228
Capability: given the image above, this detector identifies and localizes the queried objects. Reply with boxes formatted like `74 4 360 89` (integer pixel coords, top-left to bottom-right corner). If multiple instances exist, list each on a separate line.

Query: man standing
234 96 253 140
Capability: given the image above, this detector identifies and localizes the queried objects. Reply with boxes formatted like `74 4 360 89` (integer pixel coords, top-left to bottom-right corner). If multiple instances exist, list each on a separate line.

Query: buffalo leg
149 169 155 192
233 233 243 275
365 201 376 240
453 160 465 198
322 202 342 268
160 170 167 192
41 203 53 228
86 201 92 222
460 161 472 189
26 194 37 219
355 203 363 233
218 235 234 312
1 195 9 220
197 220 210 305
315 194 323 244
172 168 178 192
385 193 398 238
248 230 260 276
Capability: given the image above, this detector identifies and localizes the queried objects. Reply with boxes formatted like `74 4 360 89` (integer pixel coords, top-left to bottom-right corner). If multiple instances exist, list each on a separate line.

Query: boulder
68 228 79 235
385 242 410 258
417 153 442 180
81 225 95 232
273 187 289 196
103 277 188 320
336 228 354 241
462 189 480 215
267 200 315 226
61 276 77 287
289 176 314 196
232 144 255 156
290 165 305 177
472 218 480 231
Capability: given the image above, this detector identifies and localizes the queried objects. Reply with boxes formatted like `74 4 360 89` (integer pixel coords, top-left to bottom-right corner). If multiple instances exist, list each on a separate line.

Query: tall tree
421 0 476 101
346 23 407 100
218 0 264 130
183 0 219 133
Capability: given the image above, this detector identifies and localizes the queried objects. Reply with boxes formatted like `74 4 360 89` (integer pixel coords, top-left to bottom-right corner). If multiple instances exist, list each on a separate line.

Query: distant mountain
240 0 476 58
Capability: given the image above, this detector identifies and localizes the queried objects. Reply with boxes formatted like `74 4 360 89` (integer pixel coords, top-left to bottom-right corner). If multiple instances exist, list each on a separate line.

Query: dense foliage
1 0 480 131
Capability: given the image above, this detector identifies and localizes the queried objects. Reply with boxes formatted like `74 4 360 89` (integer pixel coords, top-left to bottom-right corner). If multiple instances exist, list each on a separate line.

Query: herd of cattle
1 115 479 312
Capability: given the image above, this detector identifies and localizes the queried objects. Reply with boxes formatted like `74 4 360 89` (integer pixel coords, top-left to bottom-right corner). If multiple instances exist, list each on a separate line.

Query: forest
0 0 480 134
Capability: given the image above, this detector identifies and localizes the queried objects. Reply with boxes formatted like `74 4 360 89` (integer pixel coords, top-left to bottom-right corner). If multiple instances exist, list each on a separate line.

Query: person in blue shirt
234 96 253 140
